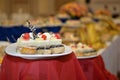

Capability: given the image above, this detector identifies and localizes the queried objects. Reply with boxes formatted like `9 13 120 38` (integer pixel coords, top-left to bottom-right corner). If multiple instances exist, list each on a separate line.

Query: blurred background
0 0 120 79
0 0 119 17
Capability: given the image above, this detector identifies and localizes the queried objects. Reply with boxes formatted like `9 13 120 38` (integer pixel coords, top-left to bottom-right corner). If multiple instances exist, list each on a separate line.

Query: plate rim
77 48 105 59
5 43 72 59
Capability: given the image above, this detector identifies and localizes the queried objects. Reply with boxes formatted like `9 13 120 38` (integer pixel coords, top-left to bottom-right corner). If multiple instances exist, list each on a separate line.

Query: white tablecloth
101 35 120 75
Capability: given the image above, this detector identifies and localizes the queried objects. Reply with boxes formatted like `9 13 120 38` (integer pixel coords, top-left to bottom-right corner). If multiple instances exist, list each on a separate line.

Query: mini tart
20 47 36 54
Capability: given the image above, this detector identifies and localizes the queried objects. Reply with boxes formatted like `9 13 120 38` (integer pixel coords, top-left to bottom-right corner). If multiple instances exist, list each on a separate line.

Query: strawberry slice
55 33 61 39
41 34 47 40
22 33 30 40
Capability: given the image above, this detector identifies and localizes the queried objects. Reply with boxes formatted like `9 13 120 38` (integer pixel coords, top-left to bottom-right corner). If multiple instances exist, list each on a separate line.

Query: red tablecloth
0 52 87 80
0 53 117 80
78 56 117 80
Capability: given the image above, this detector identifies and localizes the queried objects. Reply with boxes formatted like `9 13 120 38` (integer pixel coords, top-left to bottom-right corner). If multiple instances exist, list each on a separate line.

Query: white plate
77 49 105 59
5 43 72 59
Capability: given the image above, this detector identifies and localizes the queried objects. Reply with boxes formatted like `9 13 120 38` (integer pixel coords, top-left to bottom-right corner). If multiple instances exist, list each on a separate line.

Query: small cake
69 43 96 57
17 32 65 54
76 43 96 56
20 46 36 54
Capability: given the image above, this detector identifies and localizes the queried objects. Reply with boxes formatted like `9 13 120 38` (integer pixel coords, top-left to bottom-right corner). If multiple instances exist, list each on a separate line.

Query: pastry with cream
69 43 96 57
17 32 65 54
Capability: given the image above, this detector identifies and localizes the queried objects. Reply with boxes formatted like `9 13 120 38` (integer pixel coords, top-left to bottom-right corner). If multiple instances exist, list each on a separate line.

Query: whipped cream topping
69 43 95 53
17 32 62 47
19 32 34 41
77 43 93 52
42 32 51 40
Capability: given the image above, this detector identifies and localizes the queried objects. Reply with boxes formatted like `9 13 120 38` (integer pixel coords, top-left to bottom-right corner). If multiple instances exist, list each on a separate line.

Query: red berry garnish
81 45 84 48
22 33 30 40
55 33 61 39
41 34 47 40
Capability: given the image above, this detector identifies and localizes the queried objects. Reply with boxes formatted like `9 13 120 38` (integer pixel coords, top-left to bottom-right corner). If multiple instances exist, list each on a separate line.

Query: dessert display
77 22 114 50
0 3 119 59
25 16 63 27
17 32 65 55
60 15 119 51
59 2 88 19
69 43 97 57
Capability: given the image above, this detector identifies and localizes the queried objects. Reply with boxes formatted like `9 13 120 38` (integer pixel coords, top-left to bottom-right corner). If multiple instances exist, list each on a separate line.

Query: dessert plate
5 43 72 59
77 49 105 59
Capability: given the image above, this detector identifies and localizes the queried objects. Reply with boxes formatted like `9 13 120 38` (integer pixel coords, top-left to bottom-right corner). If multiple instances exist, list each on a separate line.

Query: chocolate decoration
27 20 37 39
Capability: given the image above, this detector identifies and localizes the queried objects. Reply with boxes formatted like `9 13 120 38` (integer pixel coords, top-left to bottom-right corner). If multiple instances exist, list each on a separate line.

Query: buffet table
0 52 117 80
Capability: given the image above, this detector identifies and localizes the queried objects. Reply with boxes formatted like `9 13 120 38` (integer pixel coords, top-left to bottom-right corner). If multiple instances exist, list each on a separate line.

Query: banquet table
0 52 117 80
